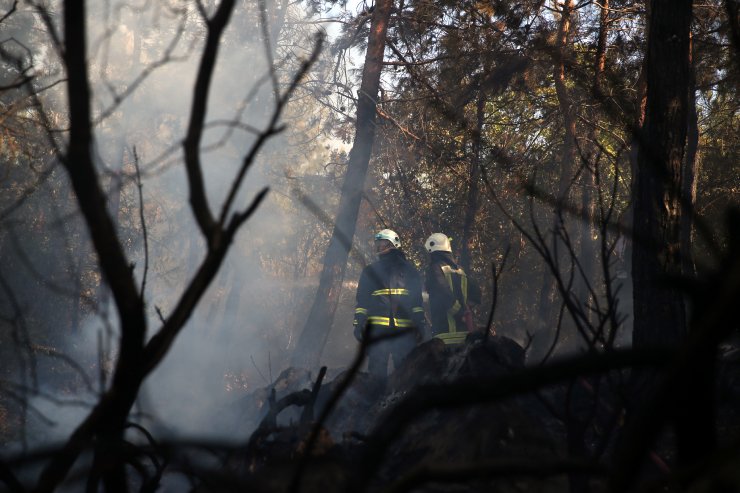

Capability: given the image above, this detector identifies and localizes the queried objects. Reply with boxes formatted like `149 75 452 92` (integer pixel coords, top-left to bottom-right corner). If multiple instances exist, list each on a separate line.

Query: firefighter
424 233 481 344
353 229 427 378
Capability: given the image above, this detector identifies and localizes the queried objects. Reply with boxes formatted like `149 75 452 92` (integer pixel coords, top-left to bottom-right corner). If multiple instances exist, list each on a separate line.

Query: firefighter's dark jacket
425 251 481 344
353 248 427 339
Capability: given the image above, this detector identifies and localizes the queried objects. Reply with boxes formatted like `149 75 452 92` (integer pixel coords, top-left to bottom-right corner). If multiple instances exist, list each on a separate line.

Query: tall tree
459 90 484 273
680 35 699 279
534 0 580 357
292 0 394 369
631 0 692 350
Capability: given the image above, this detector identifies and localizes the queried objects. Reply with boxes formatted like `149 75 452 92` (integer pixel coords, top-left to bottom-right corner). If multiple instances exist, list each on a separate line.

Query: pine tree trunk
460 91 484 272
291 0 394 369
579 0 610 333
631 0 691 351
681 37 699 280
626 0 699 472
535 0 578 359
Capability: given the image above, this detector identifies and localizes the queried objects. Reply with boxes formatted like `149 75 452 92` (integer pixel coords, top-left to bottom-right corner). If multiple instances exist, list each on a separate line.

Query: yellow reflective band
367 316 414 328
441 265 455 291
355 308 368 315
449 300 462 316
446 300 462 332
441 264 467 327
372 288 410 296
435 331 468 344
412 307 425 313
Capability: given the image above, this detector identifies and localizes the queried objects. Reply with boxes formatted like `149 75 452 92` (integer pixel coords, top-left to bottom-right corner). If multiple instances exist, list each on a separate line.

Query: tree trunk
552 4 593 492
680 35 699 281
535 0 578 359
553 0 577 209
291 0 394 369
628 0 650 186
460 91 484 272
579 0 610 332
625 0 697 474
631 0 691 351
578 172 597 328
672 19 716 468
593 0 609 96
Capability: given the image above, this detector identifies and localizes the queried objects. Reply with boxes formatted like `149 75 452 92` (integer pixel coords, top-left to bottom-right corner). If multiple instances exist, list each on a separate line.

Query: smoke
88 0 354 440
0 0 361 465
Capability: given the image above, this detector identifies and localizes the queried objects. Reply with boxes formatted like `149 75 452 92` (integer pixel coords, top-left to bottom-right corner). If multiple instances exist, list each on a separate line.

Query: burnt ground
193 334 740 493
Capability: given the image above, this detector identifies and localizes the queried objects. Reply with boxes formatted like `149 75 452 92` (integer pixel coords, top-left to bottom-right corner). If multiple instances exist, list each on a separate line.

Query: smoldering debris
200 334 565 493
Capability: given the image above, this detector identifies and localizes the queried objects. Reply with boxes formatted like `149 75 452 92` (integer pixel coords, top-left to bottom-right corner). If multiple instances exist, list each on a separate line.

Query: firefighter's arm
353 268 370 341
410 269 429 341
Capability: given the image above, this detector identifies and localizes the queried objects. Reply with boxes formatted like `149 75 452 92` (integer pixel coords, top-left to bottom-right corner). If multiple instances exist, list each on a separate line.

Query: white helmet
374 229 400 248
425 233 452 253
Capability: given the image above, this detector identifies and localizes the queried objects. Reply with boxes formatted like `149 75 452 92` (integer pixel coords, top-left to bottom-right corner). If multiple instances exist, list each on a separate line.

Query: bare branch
384 458 607 493
132 148 149 299
258 0 280 99
0 0 18 24
183 0 236 239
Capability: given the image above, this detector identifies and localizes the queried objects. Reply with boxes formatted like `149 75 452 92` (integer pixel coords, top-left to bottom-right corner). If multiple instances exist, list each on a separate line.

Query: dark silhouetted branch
384 458 608 493
183 0 236 239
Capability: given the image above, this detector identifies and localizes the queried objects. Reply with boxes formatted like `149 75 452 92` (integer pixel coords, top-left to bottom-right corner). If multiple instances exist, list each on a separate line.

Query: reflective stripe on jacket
425 251 474 344
353 248 425 333
440 264 468 337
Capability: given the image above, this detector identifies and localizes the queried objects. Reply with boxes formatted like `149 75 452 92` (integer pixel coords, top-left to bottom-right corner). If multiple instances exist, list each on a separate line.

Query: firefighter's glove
353 317 367 342
413 316 429 343
420 325 431 342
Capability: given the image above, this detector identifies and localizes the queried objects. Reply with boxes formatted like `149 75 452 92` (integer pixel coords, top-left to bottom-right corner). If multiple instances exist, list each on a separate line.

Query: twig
250 355 269 386
133 147 149 300
483 246 509 343
300 366 327 423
